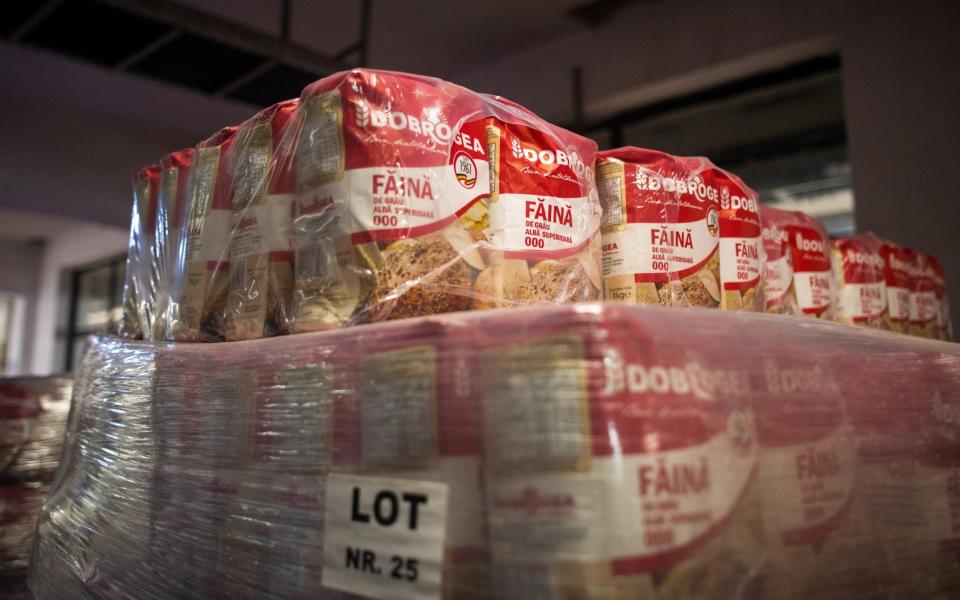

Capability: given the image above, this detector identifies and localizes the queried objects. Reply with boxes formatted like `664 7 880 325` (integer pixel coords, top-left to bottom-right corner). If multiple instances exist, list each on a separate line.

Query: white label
601 220 717 278
720 236 762 288
794 271 833 314
911 290 938 324
887 285 910 322
840 281 887 321
323 473 449 600
764 255 793 306
488 411 756 570
758 424 857 545
492 193 595 256
297 164 487 237
231 194 294 261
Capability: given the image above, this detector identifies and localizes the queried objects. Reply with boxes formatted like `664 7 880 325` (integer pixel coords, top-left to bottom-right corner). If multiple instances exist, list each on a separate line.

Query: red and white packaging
906 249 939 338
223 100 299 341
480 97 601 308
152 148 195 340
168 127 238 342
831 234 888 328
290 70 490 329
929 255 952 341
752 356 882 598
879 240 911 333
760 205 835 318
478 308 759 598
598 148 722 308
712 165 763 311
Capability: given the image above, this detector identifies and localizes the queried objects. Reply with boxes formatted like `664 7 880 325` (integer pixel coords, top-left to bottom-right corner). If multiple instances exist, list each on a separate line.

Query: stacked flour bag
596 148 723 308
288 70 601 331
222 100 300 341
750 344 886 599
478 306 761 598
760 205 835 319
118 164 160 340
166 127 238 342
151 148 194 339
830 233 888 328
477 96 601 308
878 240 912 333
595 147 762 310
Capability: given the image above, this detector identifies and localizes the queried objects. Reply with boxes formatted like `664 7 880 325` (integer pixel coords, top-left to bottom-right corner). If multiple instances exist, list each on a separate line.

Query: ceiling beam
96 0 352 75
114 28 181 71
9 0 66 42
214 59 277 98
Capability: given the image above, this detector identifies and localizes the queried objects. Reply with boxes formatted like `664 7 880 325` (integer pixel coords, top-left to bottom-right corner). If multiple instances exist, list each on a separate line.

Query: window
57 256 125 371
584 55 854 236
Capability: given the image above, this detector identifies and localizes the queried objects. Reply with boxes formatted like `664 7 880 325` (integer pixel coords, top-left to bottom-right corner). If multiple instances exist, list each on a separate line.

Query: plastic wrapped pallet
0 375 72 597
27 304 960 600
0 376 72 483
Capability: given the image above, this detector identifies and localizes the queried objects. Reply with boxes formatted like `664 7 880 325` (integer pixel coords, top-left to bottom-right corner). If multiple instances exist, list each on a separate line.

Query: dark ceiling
3 0 361 107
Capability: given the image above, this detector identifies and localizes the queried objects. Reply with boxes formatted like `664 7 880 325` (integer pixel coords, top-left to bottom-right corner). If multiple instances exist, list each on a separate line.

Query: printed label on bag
323 473 449 600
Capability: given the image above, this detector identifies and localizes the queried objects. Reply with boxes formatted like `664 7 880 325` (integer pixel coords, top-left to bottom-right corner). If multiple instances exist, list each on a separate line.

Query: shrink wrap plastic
128 69 600 342
0 376 73 596
29 305 960 599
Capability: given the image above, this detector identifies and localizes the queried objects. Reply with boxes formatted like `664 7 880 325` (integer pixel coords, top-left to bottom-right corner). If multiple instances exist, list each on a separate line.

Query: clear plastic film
27 305 960 599
118 165 160 339
151 149 195 340
1 375 73 597
596 147 763 310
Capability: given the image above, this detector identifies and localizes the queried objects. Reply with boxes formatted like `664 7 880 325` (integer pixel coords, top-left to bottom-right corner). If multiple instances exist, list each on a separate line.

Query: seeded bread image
360 234 473 321
518 258 598 304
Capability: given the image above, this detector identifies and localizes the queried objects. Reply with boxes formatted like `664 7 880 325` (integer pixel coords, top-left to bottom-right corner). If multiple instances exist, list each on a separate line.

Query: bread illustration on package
878 239 911 333
167 127 238 342
119 164 160 339
223 100 299 342
830 234 888 328
152 148 195 340
597 148 722 308
479 307 760 598
760 205 835 319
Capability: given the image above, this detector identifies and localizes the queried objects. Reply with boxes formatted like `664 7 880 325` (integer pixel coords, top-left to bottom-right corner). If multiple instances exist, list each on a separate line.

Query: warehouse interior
0 0 958 374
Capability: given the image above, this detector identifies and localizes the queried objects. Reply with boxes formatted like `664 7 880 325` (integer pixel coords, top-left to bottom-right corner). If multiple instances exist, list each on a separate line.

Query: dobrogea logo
354 99 452 145
509 136 591 181
845 250 885 270
636 170 719 203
